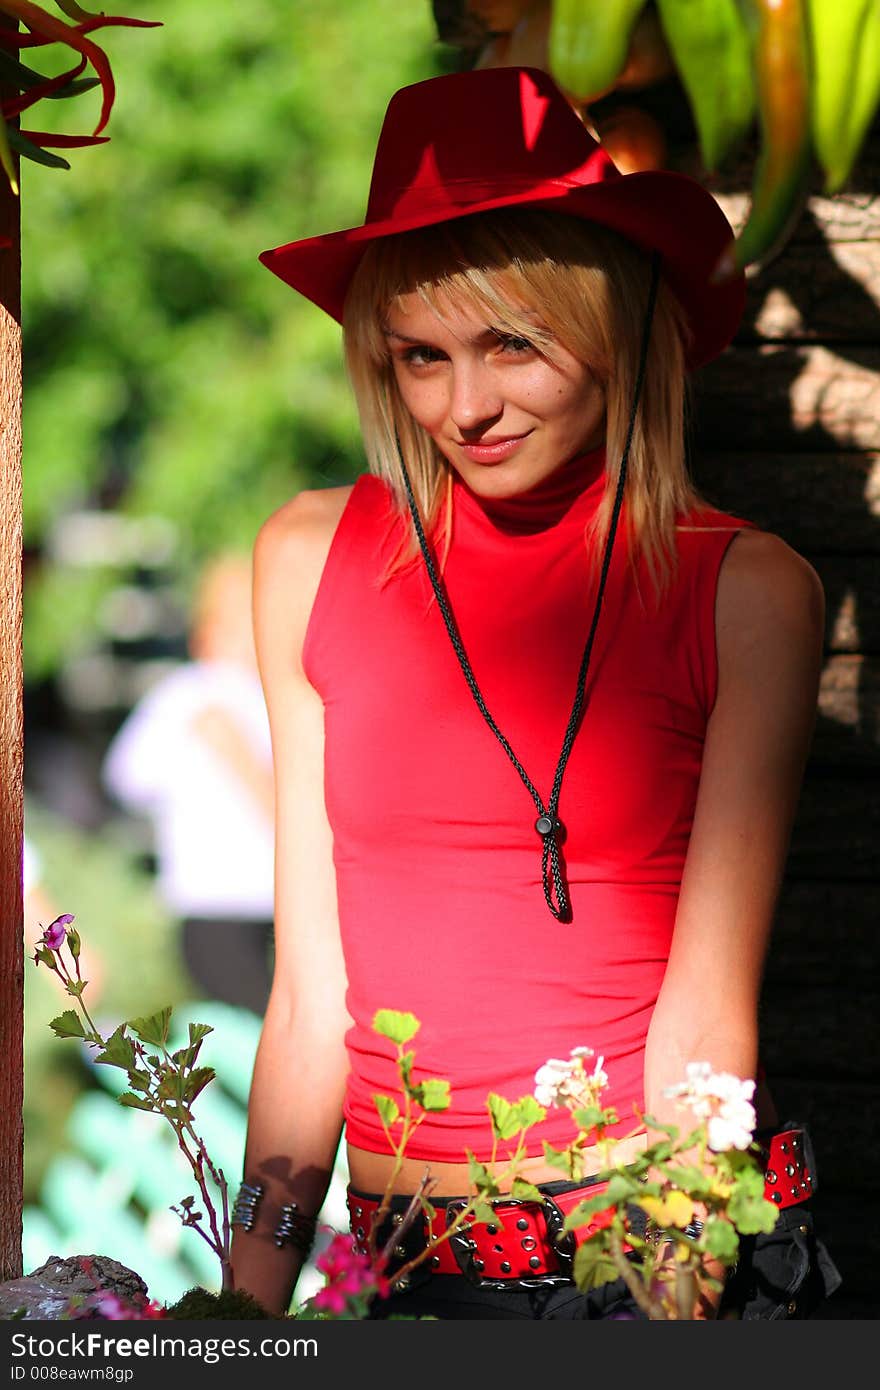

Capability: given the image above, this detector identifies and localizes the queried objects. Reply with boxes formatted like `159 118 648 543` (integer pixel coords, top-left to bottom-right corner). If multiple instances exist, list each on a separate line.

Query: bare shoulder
255 484 354 573
717 529 825 659
253 484 355 679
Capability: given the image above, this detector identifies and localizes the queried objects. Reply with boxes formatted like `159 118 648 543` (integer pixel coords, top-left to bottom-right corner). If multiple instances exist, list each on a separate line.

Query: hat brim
259 170 743 371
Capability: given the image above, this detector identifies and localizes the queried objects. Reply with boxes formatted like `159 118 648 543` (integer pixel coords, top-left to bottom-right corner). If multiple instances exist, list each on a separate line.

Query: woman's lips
456 432 531 463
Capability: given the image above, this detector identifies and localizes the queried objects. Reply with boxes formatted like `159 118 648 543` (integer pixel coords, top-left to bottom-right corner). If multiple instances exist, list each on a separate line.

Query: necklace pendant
535 814 561 838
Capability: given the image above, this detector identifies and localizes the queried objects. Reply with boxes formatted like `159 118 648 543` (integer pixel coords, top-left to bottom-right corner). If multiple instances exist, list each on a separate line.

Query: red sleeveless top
302 445 757 1160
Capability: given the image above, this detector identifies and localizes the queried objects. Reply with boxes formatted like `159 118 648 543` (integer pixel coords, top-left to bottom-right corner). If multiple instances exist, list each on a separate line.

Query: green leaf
645 1140 674 1164
511 1095 546 1130
94 1024 136 1072
572 1104 610 1132
666 1164 714 1194
562 1193 616 1232
0 52 102 101
727 1188 780 1236
156 1068 182 1102
127 1069 152 1094
656 0 755 170
542 1141 582 1177
373 1094 400 1127
47 77 103 101
118 1092 156 1112
48 1009 85 1039
160 1102 189 1122
55 1 102 21
182 1066 215 1104
573 1239 620 1292
510 1179 544 1202
399 1050 415 1087
466 1153 500 1198
412 1078 450 1112
549 0 646 102
6 127 69 172
471 1201 500 1227
128 1007 172 1047
188 1023 213 1047
704 1216 740 1262
0 52 45 90
640 1115 680 1139
486 1093 518 1141
372 1009 420 1045
604 1172 643 1204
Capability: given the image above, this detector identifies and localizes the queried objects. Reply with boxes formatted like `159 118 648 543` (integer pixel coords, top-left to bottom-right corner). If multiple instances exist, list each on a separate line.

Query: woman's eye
402 344 444 366
497 334 535 355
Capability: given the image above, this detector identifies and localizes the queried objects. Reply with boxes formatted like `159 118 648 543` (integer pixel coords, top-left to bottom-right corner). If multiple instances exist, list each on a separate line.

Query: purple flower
40 914 74 952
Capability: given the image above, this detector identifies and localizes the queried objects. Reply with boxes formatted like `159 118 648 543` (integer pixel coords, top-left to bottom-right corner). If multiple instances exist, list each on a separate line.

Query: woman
229 66 838 1319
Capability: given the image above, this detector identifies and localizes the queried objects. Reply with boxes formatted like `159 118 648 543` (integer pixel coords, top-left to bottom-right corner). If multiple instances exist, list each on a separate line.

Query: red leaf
18 128 109 146
1 55 87 117
0 10 161 135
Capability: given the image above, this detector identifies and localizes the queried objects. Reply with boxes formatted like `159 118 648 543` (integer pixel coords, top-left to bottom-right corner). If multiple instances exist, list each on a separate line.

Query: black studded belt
347 1127 813 1290
347 1176 622 1291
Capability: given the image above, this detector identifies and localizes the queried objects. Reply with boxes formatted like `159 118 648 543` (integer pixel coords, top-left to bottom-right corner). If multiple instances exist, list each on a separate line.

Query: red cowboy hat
260 66 744 370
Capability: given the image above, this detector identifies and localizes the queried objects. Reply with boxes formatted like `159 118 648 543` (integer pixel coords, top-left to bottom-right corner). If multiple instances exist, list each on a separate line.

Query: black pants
368 1203 838 1320
181 916 274 1015
365 1156 842 1321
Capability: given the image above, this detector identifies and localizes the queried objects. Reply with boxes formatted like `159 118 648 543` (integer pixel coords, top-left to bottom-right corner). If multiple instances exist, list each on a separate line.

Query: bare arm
643 530 824 1317
645 530 825 1114
229 487 353 1316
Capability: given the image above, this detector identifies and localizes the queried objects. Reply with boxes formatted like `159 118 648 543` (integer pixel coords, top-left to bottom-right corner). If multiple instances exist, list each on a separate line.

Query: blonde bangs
343 208 709 607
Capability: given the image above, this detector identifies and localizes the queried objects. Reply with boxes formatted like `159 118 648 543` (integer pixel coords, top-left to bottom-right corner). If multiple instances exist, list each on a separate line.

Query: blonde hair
343 208 712 609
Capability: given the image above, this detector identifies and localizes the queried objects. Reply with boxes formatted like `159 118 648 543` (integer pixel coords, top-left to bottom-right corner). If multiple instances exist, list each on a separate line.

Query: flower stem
608 1228 665 1320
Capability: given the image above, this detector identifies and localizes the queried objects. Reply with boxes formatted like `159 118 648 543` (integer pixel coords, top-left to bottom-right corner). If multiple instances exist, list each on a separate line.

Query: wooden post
0 21 23 1281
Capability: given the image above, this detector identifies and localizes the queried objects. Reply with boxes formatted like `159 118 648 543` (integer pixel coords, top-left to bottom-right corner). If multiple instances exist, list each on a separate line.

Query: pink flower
68 1289 165 1320
41 914 74 952
313 1285 348 1314
313 1232 390 1316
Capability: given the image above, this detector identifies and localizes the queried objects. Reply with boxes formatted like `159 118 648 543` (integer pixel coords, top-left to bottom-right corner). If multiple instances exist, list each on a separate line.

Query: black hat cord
395 250 662 922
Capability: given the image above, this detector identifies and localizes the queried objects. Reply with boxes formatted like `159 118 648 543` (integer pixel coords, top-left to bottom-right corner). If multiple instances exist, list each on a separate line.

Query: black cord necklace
396 251 661 921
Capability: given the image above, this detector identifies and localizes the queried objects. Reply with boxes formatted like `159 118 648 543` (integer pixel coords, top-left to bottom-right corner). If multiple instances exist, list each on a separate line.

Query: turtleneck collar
452 443 607 536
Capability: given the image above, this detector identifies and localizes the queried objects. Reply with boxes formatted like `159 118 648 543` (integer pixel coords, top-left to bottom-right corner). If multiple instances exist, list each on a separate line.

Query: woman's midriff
346 1130 650 1197
346 1082 780 1196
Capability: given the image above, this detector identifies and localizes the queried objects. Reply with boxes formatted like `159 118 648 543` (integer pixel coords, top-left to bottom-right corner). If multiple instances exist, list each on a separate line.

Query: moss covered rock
166 1286 276 1319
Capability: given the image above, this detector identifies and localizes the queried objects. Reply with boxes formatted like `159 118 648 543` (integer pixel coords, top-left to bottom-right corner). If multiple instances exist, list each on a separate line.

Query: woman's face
384 290 606 499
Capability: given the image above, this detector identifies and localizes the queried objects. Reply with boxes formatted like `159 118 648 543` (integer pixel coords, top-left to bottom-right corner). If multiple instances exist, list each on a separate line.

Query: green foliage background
21 0 448 1212
22 0 448 680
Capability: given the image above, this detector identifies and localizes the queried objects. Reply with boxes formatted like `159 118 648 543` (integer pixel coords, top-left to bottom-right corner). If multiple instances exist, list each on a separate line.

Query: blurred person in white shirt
102 553 275 1014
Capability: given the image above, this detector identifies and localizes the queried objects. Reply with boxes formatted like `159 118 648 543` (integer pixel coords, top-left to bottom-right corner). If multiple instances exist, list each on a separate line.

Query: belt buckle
445 1195 575 1290
540 1193 576 1279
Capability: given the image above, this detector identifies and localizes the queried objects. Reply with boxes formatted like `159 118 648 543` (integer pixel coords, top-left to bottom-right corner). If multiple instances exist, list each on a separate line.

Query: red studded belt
346 1127 813 1289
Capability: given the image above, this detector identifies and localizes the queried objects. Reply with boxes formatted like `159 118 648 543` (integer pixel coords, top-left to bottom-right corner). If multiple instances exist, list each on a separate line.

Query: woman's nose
449 361 503 434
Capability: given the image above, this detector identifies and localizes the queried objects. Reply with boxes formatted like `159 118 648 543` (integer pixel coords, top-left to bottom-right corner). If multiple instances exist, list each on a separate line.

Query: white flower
664 1062 757 1151
706 1106 756 1150
534 1047 609 1110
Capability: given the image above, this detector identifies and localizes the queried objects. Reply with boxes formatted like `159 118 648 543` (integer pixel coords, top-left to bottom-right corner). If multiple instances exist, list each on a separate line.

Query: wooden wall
691 126 880 1319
